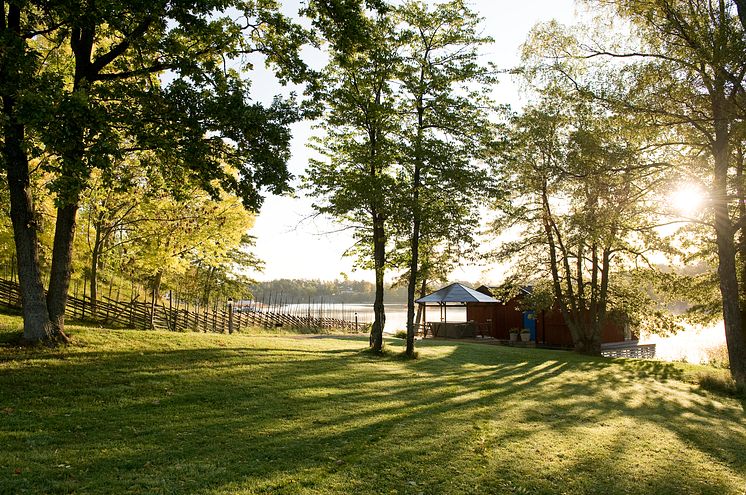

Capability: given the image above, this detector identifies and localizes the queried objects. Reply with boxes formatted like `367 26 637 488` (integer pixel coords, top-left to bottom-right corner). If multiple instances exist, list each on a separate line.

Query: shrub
703 344 730 369
393 330 408 339
697 370 740 397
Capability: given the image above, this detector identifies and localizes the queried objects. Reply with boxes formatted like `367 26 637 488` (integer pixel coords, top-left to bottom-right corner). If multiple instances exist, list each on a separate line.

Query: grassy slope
0 315 744 495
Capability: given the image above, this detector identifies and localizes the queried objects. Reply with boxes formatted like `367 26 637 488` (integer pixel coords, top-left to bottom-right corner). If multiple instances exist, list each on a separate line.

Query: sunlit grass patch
0 315 744 494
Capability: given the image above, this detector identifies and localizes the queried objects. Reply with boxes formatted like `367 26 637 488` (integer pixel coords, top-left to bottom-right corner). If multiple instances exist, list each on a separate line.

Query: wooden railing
601 341 656 359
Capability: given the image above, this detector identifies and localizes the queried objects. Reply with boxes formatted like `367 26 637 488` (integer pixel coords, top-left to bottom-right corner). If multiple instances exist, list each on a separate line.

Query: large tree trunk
575 335 602 355
735 0 746 31
715 203 745 389
735 147 746 385
1 4 56 342
542 182 607 355
45 23 96 335
2 103 54 341
370 210 386 351
563 313 587 354
47 203 78 335
712 93 746 388
573 321 602 355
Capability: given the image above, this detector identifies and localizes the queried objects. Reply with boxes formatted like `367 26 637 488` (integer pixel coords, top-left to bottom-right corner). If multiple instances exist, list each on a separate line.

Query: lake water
276 303 465 332
280 303 726 364
374 304 467 332
639 321 726 364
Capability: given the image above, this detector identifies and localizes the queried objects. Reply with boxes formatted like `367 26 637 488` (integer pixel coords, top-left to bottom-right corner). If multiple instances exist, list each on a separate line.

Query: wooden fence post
82 274 87 319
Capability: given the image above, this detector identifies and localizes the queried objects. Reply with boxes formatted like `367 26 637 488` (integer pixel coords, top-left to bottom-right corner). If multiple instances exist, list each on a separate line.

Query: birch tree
498 95 670 354
525 0 746 385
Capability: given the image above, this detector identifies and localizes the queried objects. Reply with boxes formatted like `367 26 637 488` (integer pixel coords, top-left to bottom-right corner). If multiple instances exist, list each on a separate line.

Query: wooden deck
421 333 656 358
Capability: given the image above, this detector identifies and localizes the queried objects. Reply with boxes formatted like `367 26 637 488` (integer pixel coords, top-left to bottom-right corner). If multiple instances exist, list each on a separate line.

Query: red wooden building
466 285 632 347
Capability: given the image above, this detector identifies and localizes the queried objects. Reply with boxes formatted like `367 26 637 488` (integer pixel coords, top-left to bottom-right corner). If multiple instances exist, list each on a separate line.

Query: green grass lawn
0 315 744 495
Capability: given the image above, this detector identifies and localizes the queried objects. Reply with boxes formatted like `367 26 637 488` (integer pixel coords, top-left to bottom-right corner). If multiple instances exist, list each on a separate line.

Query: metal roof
415 283 499 304
476 284 533 301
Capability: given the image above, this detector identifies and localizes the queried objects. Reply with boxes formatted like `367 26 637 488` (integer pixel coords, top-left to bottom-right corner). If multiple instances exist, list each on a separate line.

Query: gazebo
415 283 499 338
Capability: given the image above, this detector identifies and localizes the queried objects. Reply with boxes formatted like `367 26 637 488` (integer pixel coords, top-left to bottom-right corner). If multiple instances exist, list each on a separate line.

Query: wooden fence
0 278 368 334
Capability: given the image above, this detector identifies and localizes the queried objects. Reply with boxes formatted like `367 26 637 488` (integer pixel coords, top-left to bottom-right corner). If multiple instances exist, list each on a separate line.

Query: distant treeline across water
249 279 479 305
250 279 409 304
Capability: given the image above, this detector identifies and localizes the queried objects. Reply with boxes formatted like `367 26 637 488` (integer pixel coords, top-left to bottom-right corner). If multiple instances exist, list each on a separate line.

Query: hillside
0 316 744 494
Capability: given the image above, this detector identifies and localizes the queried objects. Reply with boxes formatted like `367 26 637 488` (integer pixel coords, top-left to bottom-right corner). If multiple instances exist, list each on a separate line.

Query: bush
697 370 740 397
393 330 408 339
703 344 730 369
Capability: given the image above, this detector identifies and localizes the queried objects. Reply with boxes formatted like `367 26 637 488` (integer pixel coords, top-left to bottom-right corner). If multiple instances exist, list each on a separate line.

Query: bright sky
248 0 579 282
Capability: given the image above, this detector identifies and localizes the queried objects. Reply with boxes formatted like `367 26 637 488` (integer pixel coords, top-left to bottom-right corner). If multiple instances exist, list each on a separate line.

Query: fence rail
0 278 368 334
601 341 656 359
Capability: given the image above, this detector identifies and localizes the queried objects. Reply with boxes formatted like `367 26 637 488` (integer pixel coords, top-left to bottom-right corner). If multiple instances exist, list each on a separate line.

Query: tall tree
304 12 399 351
77 162 257 319
498 94 669 354
528 0 746 385
77 167 144 315
1 1 311 342
395 0 498 356
0 3 57 340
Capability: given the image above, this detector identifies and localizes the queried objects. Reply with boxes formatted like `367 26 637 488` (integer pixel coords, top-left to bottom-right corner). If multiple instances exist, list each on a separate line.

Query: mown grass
0 314 744 494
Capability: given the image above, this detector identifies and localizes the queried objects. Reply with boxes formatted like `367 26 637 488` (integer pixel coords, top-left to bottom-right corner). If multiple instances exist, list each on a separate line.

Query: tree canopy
516 0 746 382
1 0 316 341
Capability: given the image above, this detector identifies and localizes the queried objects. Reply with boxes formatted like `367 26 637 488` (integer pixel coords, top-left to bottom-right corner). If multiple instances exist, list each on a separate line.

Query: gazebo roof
415 283 499 304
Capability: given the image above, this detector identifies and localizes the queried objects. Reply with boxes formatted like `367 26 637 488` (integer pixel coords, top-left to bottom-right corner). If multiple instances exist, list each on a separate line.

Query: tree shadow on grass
0 337 744 494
